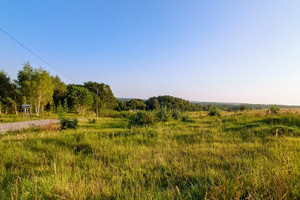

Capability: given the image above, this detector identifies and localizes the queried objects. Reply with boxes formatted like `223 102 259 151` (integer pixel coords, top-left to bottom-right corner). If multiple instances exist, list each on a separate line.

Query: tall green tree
17 63 54 116
146 97 159 110
126 99 146 110
32 68 54 116
0 70 11 101
67 84 93 114
84 81 118 114
0 70 11 114
17 62 35 115
52 75 67 109
0 70 21 114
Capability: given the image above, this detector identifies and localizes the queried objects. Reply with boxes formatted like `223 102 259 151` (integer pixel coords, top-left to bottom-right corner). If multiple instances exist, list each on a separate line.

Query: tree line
0 63 118 116
0 63 203 116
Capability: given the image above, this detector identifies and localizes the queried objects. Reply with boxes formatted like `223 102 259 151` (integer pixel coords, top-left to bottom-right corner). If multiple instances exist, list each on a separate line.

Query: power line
0 27 79 84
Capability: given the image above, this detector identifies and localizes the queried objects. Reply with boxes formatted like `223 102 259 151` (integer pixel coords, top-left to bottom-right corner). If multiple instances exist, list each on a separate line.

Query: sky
1 1 300 105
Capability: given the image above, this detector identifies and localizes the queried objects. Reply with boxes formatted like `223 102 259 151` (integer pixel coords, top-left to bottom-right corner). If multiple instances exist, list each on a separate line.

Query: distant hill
191 101 300 110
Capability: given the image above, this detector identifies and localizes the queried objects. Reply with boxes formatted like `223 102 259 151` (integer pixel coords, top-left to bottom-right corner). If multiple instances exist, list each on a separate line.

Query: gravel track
0 119 60 133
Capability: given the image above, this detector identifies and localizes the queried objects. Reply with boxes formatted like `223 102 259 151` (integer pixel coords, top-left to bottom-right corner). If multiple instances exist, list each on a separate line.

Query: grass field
0 110 300 199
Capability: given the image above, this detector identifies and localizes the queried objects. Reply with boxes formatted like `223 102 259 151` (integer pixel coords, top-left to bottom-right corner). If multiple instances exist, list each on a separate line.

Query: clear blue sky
1 1 300 105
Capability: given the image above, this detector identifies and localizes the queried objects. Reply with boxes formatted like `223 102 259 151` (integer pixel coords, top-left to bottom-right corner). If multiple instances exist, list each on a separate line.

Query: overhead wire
0 27 79 84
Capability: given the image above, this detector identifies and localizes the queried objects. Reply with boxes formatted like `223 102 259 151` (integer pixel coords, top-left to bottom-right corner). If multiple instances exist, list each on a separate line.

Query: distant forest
1 63 299 116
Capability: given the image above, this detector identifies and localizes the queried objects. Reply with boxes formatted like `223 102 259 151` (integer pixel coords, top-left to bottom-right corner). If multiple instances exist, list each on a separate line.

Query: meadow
0 110 300 199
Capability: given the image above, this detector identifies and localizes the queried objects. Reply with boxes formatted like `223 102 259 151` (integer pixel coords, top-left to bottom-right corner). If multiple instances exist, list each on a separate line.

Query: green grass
0 111 300 199
0 112 58 123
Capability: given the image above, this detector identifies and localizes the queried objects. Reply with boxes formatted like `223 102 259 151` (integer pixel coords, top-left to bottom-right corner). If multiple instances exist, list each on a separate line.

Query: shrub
268 105 280 115
208 107 221 117
60 118 78 129
172 109 182 120
128 111 155 127
156 107 170 122
88 118 97 124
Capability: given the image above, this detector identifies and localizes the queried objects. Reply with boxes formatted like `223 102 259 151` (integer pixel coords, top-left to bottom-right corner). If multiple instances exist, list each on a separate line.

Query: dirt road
0 119 60 133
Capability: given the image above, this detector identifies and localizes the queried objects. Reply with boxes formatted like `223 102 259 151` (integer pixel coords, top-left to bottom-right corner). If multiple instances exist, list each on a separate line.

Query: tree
52 75 67 109
126 99 146 110
17 63 54 116
208 106 221 117
5 97 18 115
32 68 54 116
0 70 11 100
0 70 12 114
84 81 118 114
115 100 128 111
146 97 159 110
0 70 21 115
17 62 35 115
146 95 195 111
67 84 93 114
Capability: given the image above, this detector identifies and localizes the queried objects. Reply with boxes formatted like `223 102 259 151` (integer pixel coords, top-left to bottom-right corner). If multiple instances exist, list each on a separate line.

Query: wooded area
0 63 205 116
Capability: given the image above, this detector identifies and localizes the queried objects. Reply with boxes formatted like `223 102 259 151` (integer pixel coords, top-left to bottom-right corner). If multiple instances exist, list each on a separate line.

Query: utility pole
96 88 99 117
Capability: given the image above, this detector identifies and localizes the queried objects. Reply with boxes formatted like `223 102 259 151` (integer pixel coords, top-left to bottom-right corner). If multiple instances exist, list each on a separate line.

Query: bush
128 111 155 127
172 109 182 120
156 107 170 122
268 105 280 115
88 118 97 124
208 107 221 117
60 118 78 129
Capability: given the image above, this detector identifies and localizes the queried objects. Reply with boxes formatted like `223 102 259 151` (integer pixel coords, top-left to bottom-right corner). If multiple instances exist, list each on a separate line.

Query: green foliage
116 111 131 118
0 70 11 103
116 100 128 111
126 99 146 110
146 97 159 110
171 109 182 120
155 107 170 122
208 106 221 116
57 100 68 119
17 63 54 116
84 81 118 111
268 105 280 115
52 75 67 109
60 118 78 129
128 111 155 126
146 95 196 111
67 84 93 114
4 97 18 114
0 70 21 114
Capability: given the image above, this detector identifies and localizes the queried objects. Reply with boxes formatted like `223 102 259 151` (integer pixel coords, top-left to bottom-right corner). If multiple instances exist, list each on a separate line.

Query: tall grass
0 111 299 199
